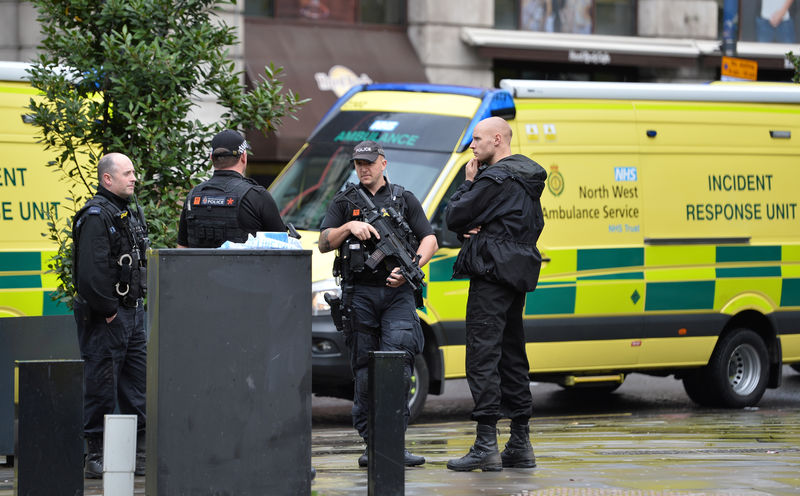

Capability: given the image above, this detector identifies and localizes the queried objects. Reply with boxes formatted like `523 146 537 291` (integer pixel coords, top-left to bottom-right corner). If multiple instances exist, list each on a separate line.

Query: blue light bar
457 89 516 152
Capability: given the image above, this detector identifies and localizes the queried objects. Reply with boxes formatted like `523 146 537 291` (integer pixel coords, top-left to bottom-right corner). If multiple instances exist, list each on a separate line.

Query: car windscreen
270 111 470 230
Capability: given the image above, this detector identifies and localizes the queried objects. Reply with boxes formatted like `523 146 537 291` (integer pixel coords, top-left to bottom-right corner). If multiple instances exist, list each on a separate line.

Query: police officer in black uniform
177 129 284 248
318 140 438 468
72 152 149 478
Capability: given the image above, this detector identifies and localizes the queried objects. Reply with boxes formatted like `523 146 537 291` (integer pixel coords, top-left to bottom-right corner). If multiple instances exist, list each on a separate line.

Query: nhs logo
614 167 637 182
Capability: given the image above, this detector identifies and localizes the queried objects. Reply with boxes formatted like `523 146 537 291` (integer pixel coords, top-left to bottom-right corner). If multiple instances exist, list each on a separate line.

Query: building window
495 0 520 29
739 0 799 44
594 0 635 36
495 0 636 36
245 0 275 17
245 0 405 25
360 0 405 24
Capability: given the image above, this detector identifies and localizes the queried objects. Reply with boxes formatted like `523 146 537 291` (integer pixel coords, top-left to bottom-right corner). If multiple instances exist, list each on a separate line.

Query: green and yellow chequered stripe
0 251 69 317
426 244 800 316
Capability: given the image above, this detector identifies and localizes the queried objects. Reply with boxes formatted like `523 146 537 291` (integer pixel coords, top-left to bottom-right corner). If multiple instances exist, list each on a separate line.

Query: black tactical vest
334 182 416 285
185 174 257 248
73 194 149 305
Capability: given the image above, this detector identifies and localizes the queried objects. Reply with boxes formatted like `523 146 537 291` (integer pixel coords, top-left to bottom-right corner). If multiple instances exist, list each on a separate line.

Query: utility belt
115 250 147 305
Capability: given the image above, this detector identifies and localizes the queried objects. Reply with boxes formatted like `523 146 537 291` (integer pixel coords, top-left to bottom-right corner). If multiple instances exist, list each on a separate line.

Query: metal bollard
103 414 137 496
14 359 83 496
367 351 405 496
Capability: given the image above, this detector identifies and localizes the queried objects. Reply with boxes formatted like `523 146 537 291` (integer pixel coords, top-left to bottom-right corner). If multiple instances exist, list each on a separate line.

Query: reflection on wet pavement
312 410 800 496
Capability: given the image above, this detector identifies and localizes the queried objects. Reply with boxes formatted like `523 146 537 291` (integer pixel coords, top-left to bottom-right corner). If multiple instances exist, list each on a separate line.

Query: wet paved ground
2 370 799 495
2 409 799 495
309 410 800 496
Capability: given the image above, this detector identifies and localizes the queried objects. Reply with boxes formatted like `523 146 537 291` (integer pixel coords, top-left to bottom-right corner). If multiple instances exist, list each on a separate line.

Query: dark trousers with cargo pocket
465 277 532 424
74 299 147 439
346 284 424 439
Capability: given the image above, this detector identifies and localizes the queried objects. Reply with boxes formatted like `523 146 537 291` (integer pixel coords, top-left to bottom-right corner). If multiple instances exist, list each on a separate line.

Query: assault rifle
350 186 427 294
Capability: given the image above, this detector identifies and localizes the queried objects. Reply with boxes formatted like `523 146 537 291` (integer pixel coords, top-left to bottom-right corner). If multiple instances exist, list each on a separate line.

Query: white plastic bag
218 232 303 250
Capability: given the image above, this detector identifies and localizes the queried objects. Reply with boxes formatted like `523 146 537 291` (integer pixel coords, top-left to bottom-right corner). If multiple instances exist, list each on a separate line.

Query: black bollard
14 359 83 496
367 351 405 496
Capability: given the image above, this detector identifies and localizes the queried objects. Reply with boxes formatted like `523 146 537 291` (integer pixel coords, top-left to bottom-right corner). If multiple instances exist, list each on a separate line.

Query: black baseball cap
351 140 385 162
211 129 250 158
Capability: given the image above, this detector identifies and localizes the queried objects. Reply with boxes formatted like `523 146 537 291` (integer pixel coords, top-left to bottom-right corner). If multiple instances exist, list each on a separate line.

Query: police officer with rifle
318 140 438 468
72 152 149 478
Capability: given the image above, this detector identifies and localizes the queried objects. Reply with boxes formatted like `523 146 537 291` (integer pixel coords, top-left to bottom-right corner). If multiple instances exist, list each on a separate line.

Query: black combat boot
446 423 502 472
134 432 146 476
358 445 369 468
501 421 536 468
358 441 426 467
85 436 103 479
403 449 425 466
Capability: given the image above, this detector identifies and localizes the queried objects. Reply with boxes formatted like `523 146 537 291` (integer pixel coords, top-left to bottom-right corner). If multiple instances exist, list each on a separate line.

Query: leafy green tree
788 52 800 83
27 0 307 307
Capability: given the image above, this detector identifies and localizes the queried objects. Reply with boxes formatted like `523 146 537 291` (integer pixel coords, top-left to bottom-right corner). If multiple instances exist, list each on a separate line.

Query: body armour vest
73 194 149 304
185 174 258 248
335 183 417 285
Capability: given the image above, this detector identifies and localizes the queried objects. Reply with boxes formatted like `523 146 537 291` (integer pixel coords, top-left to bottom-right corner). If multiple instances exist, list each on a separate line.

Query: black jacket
73 186 148 316
445 154 546 292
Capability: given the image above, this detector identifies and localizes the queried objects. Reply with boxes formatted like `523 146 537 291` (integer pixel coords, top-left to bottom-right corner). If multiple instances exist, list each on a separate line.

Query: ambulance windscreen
270 111 468 231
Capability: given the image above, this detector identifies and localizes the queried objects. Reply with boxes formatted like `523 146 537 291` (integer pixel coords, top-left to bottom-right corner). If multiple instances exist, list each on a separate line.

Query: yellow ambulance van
0 61 70 319
270 80 800 419
0 61 77 458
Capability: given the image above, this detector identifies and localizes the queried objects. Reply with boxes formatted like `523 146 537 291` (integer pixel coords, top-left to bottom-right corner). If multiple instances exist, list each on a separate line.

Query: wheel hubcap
727 343 761 396
408 366 419 407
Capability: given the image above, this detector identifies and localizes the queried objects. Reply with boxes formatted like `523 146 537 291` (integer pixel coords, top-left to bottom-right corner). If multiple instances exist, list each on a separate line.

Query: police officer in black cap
176 130 318 479
177 129 285 248
72 152 149 478
318 140 438 468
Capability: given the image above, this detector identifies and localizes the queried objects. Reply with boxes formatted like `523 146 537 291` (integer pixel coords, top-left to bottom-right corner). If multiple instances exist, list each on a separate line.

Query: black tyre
408 353 429 424
682 370 716 407
792 364 800 374
688 328 769 408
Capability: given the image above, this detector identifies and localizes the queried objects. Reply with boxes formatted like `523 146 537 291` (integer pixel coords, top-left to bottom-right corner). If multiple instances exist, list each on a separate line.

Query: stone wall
407 0 494 87
638 0 719 39
0 1 42 62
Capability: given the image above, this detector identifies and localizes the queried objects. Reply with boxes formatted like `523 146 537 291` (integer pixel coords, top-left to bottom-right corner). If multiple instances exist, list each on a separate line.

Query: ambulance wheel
408 354 429 424
792 364 800 374
685 328 768 408
681 370 714 407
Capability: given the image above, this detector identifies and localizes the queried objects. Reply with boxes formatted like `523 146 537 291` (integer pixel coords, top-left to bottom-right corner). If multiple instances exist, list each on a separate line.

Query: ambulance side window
431 165 466 248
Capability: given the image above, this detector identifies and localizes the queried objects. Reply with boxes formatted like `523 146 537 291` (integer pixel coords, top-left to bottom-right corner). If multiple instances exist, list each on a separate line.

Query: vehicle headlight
311 278 341 316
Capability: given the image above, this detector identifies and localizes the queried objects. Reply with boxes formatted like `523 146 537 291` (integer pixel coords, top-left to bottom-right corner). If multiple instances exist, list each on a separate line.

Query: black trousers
346 284 424 439
465 277 532 424
74 299 147 438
